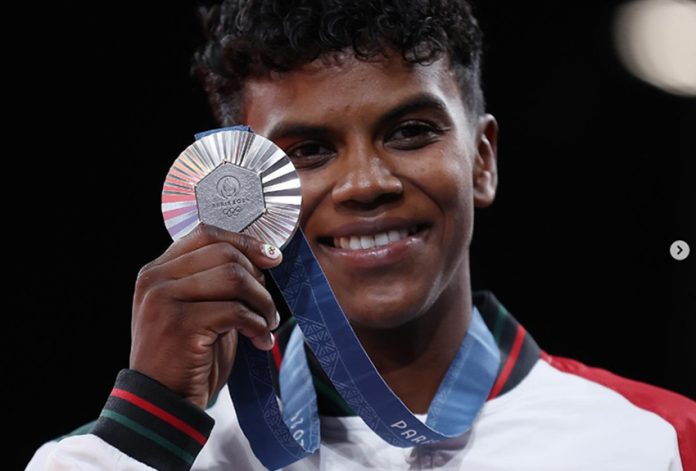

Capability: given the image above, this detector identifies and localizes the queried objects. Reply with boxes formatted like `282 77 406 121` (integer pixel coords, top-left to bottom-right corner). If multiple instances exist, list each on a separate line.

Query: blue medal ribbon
195 128 500 470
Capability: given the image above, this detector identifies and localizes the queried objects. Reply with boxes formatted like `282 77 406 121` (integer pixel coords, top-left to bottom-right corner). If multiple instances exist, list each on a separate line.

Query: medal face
162 130 302 248
195 163 266 233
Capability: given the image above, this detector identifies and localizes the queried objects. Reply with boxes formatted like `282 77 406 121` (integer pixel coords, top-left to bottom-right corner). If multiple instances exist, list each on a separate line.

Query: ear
473 114 498 208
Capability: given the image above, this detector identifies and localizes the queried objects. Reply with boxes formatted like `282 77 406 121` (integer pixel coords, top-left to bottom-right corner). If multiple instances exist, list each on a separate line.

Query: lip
316 218 431 270
319 217 427 239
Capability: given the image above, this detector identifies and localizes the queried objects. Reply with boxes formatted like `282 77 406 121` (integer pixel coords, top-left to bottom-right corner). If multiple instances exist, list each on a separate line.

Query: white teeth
349 237 362 250
375 232 389 247
360 235 375 249
332 226 419 250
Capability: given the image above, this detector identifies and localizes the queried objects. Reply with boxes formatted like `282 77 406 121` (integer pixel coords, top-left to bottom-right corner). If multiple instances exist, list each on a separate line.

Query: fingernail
261 243 281 259
273 311 281 329
268 332 275 348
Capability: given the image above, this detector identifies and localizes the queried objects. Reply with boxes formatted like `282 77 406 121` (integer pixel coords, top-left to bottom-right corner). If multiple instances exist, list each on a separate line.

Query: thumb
222 229 284 270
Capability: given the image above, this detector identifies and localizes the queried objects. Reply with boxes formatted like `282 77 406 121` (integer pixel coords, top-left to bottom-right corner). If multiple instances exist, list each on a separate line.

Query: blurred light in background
614 0 696 97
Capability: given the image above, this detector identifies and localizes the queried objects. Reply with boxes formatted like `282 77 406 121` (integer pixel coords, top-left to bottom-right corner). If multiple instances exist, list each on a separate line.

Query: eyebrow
267 93 450 143
378 93 449 125
268 123 334 142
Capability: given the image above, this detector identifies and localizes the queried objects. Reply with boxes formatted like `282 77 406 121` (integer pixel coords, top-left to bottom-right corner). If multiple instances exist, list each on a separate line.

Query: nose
331 144 403 210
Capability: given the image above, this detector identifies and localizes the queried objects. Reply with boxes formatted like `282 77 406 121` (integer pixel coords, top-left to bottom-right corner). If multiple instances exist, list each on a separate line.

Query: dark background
11 1 695 468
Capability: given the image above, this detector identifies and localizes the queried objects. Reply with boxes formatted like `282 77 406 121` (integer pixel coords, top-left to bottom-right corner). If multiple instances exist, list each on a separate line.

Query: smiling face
242 53 497 330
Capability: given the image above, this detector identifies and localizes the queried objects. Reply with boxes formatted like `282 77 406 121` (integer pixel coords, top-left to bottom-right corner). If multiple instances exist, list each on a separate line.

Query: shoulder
527 354 695 469
541 353 695 420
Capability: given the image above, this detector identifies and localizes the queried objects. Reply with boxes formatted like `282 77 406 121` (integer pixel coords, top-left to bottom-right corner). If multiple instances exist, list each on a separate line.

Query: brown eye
386 122 443 150
287 142 336 168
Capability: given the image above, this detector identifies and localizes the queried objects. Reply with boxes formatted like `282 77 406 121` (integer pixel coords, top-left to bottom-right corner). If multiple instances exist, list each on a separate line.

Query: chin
333 278 438 331
343 302 426 330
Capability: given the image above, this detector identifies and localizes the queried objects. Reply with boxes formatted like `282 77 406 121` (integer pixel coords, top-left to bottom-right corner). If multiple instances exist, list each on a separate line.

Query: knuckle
135 262 160 294
219 242 242 264
223 262 246 285
234 307 265 334
134 284 170 322
196 225 214 245
232 303 252 321
141 283 169 307
137 260 157 280
194 223 221 245
136 268 151 288
232 233 255 253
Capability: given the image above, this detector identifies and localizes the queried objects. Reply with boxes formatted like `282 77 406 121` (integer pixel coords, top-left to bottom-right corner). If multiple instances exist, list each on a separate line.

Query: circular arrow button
670 240 690 261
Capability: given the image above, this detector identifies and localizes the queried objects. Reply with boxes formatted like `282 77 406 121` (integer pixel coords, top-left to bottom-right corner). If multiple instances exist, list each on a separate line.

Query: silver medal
162 130 302 248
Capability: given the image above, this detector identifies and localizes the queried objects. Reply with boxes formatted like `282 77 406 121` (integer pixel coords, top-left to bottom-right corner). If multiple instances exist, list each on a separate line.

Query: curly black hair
193 0 485 125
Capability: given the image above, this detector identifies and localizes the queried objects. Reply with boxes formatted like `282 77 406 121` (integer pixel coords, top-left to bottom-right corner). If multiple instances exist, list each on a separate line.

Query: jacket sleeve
25 370 215 471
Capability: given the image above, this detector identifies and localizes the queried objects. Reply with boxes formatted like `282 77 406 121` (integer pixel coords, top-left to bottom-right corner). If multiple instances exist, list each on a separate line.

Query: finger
170 263 277 328
155 224 282 269
153 242 264 282
184 302 275 351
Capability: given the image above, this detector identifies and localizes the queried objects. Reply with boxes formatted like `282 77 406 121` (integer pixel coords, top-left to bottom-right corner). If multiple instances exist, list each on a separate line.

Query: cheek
296 171 329 229
441 180 474 244
420 150 476 248
420 149 474 213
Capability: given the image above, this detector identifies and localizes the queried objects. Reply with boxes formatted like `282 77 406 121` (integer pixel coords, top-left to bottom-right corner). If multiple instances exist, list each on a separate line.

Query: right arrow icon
670 240 690 261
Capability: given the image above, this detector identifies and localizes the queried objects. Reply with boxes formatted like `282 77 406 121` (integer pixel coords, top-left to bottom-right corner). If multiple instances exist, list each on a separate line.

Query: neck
351 268 472 414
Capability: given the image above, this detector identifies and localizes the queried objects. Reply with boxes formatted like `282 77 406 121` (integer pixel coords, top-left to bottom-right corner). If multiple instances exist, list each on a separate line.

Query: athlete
28 0 695 470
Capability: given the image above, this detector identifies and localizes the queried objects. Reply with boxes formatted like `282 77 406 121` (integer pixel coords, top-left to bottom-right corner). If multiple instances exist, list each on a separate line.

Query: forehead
241 54 467 134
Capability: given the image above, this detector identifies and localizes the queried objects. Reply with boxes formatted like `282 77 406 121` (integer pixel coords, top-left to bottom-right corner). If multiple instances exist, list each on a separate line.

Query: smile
332 226 419 250
316 221 429 269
